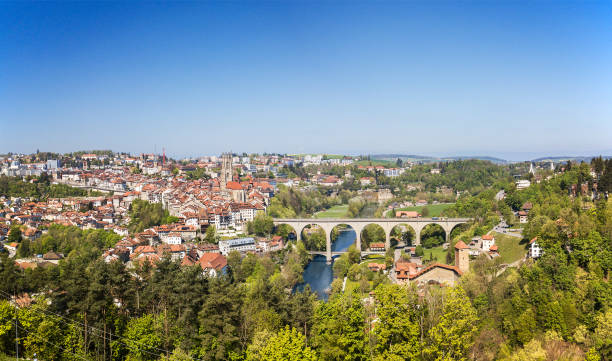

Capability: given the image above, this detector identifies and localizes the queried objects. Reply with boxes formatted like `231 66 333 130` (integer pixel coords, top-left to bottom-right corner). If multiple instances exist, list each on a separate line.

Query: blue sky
1 1 611 161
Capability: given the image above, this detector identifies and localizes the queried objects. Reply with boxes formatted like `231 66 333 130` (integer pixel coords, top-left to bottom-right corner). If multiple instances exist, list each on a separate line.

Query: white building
162 232 182 245
529 237 542 259
218 237 256 255
516 179 531 190
481 234 495 252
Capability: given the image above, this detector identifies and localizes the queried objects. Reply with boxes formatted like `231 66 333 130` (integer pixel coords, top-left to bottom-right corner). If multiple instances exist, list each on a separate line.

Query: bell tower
220 152 232 190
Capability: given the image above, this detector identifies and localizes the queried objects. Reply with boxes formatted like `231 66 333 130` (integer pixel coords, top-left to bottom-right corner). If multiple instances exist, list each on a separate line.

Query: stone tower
220 153 233 190
454 240 470 274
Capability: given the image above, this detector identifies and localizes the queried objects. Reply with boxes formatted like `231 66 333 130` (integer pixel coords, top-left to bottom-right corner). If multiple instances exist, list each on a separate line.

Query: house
521 202 533 212
518 211 528 224
367 263 386 272
488 245 499 258
257 236 284 253
529 237 542 259
360 177 375 186
162 232 182 245
481 234 495 252
198 252 227 277
396 211 419 218
515 180 531 190
369 242 386 252
43 251 63 264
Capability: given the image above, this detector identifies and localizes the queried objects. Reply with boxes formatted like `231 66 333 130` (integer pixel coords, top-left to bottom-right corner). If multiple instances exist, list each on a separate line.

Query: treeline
127 199 179 233
0 246 484 361
0 175 98 199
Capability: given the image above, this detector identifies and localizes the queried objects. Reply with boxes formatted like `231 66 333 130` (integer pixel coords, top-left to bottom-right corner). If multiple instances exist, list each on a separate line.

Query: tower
454 240 470 274
220 153 232 190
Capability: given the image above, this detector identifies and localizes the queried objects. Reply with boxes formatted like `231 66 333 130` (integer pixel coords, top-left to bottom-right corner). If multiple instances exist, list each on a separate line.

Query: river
296 228 356 301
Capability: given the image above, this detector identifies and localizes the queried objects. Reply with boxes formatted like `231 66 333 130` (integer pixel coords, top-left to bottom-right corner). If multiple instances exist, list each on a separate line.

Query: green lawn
422 246 450 264
315 204 349 218
360 255 385 265
389 203 454 218
492 232 527 264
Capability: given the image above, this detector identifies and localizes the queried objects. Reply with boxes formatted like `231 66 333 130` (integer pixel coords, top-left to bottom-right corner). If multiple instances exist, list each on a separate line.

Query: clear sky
1 1 611 161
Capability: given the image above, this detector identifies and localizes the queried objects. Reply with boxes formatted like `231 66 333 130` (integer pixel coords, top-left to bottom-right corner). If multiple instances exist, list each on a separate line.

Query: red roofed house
198 252 228 277
481 234 495 252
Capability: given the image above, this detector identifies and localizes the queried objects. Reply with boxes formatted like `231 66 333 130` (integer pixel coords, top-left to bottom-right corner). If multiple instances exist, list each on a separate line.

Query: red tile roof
454 240 469 250
198 252 227 271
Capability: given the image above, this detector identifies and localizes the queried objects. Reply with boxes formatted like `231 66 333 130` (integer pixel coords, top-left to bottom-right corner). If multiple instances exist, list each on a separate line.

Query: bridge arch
360 223 387 252
390 223 417 248
273 223 298 241
419 223 447 248
330 224 358 253
299 223 328 252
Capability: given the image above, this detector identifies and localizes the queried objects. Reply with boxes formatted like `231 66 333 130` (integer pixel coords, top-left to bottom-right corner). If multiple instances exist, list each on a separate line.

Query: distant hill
371 154 508 164
531 155 612 163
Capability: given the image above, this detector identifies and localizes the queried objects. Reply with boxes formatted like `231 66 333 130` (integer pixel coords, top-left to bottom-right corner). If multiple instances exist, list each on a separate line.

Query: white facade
529 240 542 259
162 234 182 245
516 180 531 190
218 237 256 255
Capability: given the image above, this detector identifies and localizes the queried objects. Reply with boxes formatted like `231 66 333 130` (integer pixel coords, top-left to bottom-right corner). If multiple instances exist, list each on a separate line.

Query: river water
296 228 356 301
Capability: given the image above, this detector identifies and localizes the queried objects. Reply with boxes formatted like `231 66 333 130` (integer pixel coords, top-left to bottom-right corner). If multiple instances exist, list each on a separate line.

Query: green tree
251 211 274 236
7 225 21 243
204 225 220 244
425 286 478 361
372 284 420 360
122 314 163 361
256 326 316 361
311 292 368 361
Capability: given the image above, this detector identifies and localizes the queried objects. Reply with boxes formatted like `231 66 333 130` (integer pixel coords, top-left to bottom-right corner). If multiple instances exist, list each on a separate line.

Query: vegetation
0 174 101 199
127 199 179 233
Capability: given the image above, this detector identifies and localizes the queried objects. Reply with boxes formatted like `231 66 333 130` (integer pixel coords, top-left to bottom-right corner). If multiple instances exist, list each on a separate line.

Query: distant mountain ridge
371 154 508 164
371 154 612 164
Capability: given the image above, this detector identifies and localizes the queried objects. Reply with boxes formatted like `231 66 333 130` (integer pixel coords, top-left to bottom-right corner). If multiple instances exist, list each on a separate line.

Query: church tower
220 153 233 190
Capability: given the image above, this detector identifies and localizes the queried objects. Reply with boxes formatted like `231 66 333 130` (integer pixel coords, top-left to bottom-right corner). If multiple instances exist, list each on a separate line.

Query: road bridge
274 217 471 262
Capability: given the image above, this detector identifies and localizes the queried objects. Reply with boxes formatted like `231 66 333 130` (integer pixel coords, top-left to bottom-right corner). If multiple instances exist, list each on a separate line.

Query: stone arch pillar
413 223 424 246
382 223 394 250
351 224 364 255
321 224 334 263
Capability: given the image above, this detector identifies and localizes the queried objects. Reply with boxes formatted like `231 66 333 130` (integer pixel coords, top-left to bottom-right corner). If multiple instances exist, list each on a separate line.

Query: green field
352 159 396 167
315 204 349 218
492 232 527 264
422 246 450 264
389 203 454 218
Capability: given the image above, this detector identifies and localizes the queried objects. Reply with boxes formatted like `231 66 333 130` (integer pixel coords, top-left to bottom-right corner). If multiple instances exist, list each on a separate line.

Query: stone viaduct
272 218 471 262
